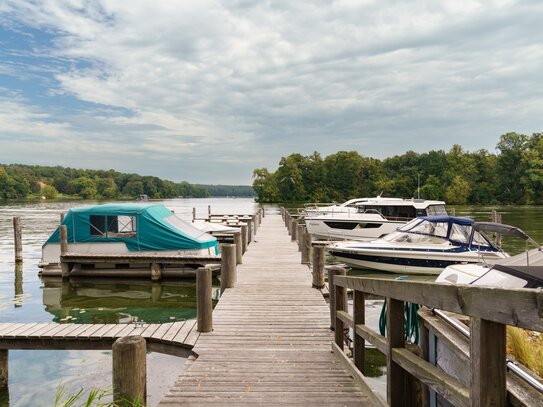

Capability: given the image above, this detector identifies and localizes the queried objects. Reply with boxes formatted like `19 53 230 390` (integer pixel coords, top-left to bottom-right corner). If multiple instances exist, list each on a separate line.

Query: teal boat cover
45 203 218 253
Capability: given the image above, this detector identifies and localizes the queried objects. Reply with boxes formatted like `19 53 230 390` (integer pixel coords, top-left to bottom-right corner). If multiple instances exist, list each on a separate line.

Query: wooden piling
13 217 22 263
220 243 236 293
14 263 23 308
312 244 325 288
197 267 213 332
112 336 146 407
247 219 253 243
0 349 7 388
301 227 311 264
297 224 304 252
233 231 242 265
208 205 211 217
253 214 259 235
328 266 346 330
192 207 196 222
150 263 161 281
240 224 248 254
60 213 65 222
290 219 297 242
60 225 70 279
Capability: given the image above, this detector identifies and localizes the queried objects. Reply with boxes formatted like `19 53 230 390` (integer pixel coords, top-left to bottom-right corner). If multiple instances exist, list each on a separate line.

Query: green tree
496 132 528 203
444 175 471 204
41 185 58 199
122 180 144 197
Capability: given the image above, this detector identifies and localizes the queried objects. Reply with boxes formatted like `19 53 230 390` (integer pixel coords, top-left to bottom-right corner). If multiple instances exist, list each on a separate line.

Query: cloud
0 0 543 183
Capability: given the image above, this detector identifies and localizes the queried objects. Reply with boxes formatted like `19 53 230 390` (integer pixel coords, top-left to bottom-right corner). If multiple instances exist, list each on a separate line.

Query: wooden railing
332 276 543 407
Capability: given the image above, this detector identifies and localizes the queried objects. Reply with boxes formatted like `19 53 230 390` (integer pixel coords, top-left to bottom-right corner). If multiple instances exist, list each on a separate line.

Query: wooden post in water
386 297 406 406
470 317 506 407
60 225 70 279
192 207 196 222
150 263 161 281
491 210 502 247
0 349 7 388
14 263 23 308
13 217 22 263
60 213 65 223
240 224 248 254
220 243 236 293
112 336 146 407
208 205 211 218
290 219 297 242
197 267 213 332
233 231 242 265
312 243 325 288
328 266 346 330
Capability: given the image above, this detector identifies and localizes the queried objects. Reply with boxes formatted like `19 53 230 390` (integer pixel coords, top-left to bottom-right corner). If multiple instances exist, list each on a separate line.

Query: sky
0 1 542 185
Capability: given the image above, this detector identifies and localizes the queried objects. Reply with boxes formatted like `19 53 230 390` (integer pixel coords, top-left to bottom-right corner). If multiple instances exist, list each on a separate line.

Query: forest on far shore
0 164 254 200
252 132 543 205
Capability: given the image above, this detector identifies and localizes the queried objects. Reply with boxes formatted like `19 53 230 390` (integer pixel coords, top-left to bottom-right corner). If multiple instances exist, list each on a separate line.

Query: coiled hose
379 300 420 344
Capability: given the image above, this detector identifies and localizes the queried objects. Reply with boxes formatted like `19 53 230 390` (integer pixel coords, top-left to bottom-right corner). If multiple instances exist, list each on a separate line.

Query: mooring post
297 224 304 251
220 243 236 293
59 225 70 279
60 213 65 223
13 217 22 263
247 219 253 244
197 267 213 332
301 227 311 264
233 231 242 265
253 214 258 236
290 219 297 242
312 243 325 288
0 349 7 389
14 263 23 308
261 207 265 218
285 211 290 229
240 224 248 254
208 205 211 218
112 336 146 407
192 207 196 222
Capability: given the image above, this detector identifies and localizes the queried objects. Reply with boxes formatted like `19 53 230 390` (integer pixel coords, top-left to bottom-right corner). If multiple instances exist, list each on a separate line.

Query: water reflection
14 263 23 308
41 277 220 324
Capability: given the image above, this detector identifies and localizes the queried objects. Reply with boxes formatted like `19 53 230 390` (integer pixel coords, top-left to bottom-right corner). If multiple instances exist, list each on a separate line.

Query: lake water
1 200 542 406
0 198 257 407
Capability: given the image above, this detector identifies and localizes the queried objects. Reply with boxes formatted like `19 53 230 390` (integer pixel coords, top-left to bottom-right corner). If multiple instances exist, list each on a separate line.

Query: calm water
0 198 257 407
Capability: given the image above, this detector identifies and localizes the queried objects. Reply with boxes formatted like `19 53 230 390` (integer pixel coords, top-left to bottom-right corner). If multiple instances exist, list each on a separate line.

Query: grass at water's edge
54 385 145 407
507 327 543 379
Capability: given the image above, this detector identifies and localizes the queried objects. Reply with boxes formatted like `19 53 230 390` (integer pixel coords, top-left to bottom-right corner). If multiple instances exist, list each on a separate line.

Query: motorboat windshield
382 216 495 248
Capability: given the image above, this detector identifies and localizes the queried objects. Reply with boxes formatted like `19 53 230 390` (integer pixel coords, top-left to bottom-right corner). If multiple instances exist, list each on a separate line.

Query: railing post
197 267 213 332
112 336 146 407
334 278 345 349
470 317 506 407
290 219 297 242
233 231 242 265
60 225 70 279
329 266 346 330
301 227 311 264
220 243 236 293
419 315 430 407
240 224 248 254
353 290 365 373
312 243 325 289
387 298 406 406
0 349 7 388
13 216 22 263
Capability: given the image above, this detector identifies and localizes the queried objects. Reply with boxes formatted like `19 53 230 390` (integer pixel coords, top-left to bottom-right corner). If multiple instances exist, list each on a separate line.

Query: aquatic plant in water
53 385 145 407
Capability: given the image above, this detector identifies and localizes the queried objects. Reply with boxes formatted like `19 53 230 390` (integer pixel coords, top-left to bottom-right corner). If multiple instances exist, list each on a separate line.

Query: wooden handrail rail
332 275 543 407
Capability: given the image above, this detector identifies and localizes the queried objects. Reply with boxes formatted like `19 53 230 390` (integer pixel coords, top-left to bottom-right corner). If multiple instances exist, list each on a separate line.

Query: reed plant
53 385 145 407
507 326 543 378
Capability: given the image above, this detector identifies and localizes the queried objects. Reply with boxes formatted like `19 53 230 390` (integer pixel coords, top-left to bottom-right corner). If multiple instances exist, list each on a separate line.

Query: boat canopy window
399 218 449 237
426 205 447 216
89 215 137 238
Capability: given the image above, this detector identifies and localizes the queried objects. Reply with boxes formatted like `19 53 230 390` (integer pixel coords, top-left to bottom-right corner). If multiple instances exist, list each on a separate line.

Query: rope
379 300 420 344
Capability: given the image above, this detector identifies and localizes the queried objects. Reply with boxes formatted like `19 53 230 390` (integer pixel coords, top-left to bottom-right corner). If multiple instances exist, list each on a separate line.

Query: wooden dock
158 214 371 406
0 320 199 355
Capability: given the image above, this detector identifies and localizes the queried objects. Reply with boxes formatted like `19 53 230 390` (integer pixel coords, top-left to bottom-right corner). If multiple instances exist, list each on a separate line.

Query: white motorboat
436 222 543 288
302 197 374 217
327 215 508 275
305 197 447 241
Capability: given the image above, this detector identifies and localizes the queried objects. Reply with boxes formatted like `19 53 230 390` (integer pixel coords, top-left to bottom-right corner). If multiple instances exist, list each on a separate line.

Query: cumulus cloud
0 0 542 183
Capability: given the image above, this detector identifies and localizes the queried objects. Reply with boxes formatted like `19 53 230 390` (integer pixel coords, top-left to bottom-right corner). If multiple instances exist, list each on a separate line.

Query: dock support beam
60 225 70 279
328 266 346 330
0 349 7 388
13 217 22 263
112 336 146 407
197 267 213 332
220 243 236 293
312 244 325 289
233 231 243 265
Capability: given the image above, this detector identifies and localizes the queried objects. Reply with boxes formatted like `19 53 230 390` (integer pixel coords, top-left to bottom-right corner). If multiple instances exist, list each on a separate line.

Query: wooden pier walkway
158 214 371 406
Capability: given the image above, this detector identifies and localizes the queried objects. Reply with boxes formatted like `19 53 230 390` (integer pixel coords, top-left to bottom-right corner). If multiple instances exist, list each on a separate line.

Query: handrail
331 275 543 407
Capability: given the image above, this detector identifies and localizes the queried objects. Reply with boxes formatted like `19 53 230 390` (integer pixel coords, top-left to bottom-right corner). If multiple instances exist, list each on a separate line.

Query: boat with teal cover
40 203 219 272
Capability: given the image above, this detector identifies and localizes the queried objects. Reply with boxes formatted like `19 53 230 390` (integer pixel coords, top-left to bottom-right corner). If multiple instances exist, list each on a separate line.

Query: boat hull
306 217 402 241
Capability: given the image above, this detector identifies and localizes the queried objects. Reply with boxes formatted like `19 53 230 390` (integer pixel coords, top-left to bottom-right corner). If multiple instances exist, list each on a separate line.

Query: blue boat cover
419 215 474 226
44 203 218 252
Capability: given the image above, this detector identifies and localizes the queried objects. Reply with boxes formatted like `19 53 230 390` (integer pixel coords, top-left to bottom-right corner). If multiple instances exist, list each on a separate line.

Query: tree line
0 164 254 200
252 132 543 205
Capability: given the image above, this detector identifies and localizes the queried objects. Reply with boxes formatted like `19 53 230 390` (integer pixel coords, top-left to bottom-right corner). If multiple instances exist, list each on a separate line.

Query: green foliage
54 384 145 407
252 132 543 204
0 164 253 201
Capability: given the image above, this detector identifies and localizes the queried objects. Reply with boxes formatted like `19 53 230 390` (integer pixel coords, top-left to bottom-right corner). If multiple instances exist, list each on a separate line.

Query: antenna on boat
417 174 420 199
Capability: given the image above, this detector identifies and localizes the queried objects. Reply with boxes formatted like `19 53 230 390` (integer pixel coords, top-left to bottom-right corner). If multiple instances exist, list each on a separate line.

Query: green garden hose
379 300 420 344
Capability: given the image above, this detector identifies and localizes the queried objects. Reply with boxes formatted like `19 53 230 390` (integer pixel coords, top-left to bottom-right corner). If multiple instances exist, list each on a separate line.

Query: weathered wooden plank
160 322 186 343
150 323 174 340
